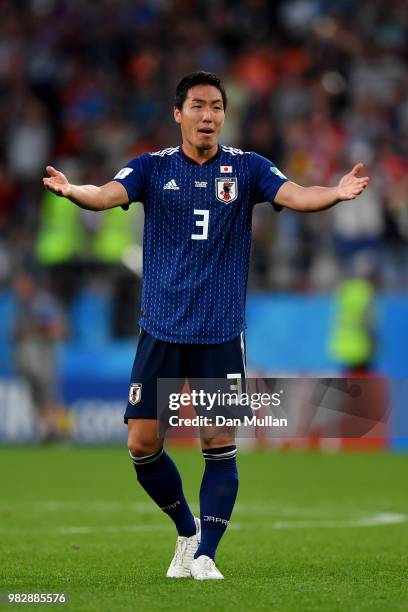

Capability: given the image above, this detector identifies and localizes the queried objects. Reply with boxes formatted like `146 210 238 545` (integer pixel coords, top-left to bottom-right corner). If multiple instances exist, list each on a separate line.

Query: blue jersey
113 145 288 344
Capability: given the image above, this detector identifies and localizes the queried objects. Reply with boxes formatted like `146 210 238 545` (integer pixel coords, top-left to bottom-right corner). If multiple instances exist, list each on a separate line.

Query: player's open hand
337 163 369 201
42 166 72 198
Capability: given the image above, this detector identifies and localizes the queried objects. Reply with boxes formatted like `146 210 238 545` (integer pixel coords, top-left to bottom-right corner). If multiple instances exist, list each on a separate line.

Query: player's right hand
42 166 72 198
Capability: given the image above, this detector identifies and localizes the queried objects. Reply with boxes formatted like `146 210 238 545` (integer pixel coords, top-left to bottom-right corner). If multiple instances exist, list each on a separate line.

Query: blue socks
130 448 196 537
195 445 239 561
130 444 239 558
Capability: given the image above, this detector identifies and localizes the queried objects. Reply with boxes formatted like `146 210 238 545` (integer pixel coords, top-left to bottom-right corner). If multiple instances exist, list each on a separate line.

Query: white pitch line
54 514 407 534
0 501 375 517
0 501 155 513
273 513 407 529
52 513 408 535
58 525 172 535
1 501 407 525
56 524 243 535
0 513 405 536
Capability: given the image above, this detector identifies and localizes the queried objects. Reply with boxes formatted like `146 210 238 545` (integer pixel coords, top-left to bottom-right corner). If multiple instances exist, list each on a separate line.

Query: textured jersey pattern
113 146 287 343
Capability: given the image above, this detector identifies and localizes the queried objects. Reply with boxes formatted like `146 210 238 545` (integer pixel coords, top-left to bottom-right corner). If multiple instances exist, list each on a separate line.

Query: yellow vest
35 191 85 264
92 207 135 263
329 279 375 366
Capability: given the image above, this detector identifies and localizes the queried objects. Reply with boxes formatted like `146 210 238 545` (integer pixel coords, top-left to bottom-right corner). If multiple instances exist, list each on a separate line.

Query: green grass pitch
1 446 407 612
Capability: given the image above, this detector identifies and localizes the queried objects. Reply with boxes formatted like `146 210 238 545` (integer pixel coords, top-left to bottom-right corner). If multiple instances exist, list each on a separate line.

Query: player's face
174 85 225 153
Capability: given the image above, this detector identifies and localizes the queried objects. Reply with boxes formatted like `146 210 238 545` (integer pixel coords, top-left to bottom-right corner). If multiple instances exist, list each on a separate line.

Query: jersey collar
179 145 221 166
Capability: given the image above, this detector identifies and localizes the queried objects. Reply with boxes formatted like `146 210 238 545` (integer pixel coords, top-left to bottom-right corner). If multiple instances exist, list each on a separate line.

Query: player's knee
200 435 236 449
200 424 235 449
127 418 163 457
127 434 162 458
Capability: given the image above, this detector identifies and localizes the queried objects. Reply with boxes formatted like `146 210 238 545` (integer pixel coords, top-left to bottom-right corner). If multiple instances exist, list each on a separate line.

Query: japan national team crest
215 177 238 204
129 383 142 405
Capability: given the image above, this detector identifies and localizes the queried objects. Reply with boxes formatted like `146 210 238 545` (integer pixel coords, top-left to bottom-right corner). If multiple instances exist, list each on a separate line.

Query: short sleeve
113 153 151 210
250 152 288 211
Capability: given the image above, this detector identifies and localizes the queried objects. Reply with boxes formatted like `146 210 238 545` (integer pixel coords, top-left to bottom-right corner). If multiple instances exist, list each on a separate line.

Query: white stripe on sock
129 448 164 465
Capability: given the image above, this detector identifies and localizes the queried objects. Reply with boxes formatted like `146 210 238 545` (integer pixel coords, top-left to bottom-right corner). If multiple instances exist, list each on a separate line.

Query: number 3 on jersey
191 209 209 240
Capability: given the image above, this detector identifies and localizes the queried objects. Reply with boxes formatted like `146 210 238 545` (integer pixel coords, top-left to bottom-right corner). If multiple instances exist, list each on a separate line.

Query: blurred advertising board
1 376 407 448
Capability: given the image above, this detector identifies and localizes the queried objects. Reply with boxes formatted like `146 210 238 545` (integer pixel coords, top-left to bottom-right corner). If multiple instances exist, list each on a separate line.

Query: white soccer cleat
190 555 224 580
166 517 201 578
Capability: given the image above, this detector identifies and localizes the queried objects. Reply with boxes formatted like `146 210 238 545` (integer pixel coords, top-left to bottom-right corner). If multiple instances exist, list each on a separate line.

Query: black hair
174 71 227 111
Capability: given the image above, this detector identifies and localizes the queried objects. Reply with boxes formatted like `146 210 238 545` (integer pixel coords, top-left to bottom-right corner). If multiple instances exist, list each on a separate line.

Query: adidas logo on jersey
163 179 180 190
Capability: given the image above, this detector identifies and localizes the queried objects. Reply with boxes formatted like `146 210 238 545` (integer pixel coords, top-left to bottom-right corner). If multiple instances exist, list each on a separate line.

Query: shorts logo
215 177 237 204
129 383 142 405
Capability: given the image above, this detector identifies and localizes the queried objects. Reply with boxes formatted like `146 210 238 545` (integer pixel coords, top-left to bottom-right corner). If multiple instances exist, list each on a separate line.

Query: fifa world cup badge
129 383 142 405
215 177 238 203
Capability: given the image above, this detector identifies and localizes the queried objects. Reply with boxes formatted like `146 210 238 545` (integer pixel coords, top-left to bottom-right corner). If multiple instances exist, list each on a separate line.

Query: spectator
0 0 406 307
13 272 68 441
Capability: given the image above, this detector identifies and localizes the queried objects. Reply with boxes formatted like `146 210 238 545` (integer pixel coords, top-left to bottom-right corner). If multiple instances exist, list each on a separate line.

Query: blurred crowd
1 0 408 308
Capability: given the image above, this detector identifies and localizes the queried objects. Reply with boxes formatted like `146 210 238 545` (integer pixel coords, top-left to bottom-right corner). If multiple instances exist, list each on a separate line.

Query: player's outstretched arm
42 166 129 211
274 163 369 212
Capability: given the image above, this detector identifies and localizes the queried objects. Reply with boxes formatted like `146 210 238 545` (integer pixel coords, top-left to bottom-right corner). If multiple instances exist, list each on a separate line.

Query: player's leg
190 428 237 580
125 330 199 577
127 417 196 538
187 334 245 579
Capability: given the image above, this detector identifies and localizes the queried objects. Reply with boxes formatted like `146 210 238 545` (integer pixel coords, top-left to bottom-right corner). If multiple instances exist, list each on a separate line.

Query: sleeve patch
114 167 134 180
270 166 287 180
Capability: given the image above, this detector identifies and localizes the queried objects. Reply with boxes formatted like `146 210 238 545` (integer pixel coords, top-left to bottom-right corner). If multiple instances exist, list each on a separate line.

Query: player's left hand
336 163 369 201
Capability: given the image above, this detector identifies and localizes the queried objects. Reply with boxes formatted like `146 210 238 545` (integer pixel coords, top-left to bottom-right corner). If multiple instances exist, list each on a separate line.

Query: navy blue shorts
124 329 246 423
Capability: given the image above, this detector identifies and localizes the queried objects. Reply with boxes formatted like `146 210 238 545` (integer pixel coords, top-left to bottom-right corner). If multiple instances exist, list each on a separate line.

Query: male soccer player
43 71 369 580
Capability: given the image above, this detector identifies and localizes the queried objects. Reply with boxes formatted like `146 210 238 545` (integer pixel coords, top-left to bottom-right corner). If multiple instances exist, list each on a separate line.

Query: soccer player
43 71 369 580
